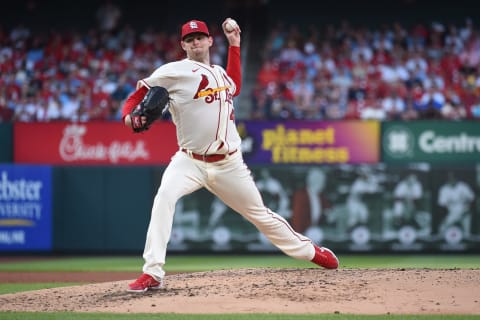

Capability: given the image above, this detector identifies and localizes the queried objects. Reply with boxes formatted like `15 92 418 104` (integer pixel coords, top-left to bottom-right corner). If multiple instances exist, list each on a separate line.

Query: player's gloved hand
130 114 147 132
130 86 170 133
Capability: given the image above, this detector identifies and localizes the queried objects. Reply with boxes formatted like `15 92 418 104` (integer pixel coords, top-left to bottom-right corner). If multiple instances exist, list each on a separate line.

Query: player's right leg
129 151 205 292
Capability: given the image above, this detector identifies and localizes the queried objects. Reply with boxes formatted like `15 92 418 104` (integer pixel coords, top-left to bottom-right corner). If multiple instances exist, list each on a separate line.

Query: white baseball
225 19 238 32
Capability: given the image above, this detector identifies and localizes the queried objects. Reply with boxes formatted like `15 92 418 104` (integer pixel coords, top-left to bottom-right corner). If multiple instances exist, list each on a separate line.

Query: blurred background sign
0 164 52 251
383 122 480 164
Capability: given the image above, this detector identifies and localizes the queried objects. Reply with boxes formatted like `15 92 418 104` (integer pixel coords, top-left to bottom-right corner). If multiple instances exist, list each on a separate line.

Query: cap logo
189 21 199 29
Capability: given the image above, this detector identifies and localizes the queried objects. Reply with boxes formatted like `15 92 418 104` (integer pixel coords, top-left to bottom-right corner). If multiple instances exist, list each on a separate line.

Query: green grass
0 254 479 272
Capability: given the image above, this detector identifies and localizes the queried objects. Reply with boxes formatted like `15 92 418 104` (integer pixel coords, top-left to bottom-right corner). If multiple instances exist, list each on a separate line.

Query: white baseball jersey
138 59 242 155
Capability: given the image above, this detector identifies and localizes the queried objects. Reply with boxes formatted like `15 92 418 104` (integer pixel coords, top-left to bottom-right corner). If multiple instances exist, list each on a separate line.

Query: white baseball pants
142 150 315 280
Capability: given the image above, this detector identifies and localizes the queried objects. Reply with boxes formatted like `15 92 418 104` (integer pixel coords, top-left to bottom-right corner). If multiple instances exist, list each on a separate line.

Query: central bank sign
382 121 480 163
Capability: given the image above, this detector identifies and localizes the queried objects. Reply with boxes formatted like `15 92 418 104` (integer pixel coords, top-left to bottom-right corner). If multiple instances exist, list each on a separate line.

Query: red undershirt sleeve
226 46 242 96
121 86 149 121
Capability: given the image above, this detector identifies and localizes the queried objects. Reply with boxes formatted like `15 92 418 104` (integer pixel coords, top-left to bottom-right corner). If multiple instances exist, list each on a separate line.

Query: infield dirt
0 268 479 314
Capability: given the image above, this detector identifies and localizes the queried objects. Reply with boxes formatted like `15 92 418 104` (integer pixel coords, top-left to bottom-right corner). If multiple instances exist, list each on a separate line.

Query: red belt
181 148 237 163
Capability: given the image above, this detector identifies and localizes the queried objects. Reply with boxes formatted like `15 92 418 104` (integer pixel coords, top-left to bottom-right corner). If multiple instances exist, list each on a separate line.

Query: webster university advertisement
0 165 52 251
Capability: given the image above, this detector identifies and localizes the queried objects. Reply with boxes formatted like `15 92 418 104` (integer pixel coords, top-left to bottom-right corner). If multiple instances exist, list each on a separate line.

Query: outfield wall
1 121 479 253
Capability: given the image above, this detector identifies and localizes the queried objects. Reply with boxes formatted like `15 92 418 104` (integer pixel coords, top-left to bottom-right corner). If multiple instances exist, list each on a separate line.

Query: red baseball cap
181 20 210 40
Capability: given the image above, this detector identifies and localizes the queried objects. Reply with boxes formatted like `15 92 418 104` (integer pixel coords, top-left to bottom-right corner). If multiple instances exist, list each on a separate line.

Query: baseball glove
130 86 170 133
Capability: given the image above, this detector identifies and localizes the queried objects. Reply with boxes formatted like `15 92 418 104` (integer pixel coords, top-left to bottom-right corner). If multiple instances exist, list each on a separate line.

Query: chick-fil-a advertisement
14 122 178 165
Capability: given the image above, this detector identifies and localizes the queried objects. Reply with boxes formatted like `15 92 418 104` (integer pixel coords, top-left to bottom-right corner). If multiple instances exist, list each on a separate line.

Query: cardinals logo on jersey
194 74 232 104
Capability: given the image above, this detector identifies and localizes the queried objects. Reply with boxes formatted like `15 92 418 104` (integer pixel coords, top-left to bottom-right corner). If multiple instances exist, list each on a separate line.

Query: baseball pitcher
121 18 339 292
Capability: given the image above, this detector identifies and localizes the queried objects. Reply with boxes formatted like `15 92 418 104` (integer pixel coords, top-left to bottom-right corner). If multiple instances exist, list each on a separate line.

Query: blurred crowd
251 19 480 120
0 1 227 123
1 6 480 122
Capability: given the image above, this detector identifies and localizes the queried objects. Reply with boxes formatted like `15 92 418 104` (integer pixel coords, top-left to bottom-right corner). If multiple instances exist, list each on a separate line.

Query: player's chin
190 50 205 59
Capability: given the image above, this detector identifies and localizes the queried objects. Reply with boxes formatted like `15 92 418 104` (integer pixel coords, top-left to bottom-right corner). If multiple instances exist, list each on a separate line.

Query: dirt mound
1 268 479 314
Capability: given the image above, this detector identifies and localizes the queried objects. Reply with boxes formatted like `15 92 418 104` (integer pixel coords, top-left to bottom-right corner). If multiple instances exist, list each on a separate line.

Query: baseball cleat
127 273 163 292
311 245 339 269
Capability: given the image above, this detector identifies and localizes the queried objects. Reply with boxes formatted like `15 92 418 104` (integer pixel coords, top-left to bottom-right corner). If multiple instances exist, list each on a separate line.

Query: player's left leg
207 153 338 268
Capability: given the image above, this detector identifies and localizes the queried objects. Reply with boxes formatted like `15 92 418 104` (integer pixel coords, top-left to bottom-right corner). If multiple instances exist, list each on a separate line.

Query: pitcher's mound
1 268 479 314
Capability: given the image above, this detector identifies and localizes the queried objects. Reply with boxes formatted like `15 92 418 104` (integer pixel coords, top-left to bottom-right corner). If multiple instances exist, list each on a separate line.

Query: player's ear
180 41 187 50
208 36 213 47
